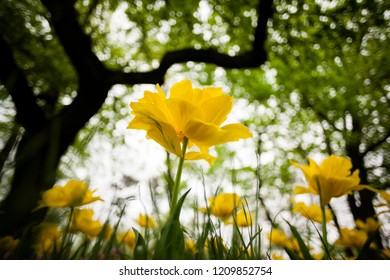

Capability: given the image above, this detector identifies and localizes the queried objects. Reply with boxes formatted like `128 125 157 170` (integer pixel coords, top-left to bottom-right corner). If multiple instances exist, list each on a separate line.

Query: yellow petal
201 94 233 126
320 155 354 178
166 98 204 134
145 120 182 157
130 101 171 125
293 186 314 195
185 151 216 165
184 119 252 148
192 86 224 107
169 79 194 101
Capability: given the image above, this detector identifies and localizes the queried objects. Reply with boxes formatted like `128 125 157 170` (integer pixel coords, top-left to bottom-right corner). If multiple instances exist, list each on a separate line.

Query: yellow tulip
36 180 103 209
231 209 254 227
355 217 380 233
292 202 333 223
71 209 102 238
185 239 198 255
206 193 243 219
33 223 61 254
128 79 252 164
136 214 155 228
267 228 300 252
117 230 136 249
291 155 364 207
335 228 373 249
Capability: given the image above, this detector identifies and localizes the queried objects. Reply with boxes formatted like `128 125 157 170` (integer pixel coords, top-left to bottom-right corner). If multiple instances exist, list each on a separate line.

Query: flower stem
316 177 330 259
170 137 188 216
320 204 329 258
60 207 74 257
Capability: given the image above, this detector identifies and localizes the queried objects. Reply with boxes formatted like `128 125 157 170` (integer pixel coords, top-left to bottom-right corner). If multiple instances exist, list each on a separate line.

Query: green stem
316 177 330 259
170 137 188 216
60 207 74 257
320 204 329 258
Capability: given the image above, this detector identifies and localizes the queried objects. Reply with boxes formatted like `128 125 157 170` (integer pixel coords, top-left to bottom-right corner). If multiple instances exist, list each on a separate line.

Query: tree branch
361 127 390 158
107 0 274 86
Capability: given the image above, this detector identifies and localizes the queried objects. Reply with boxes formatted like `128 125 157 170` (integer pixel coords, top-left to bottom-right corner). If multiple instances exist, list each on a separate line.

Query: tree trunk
346 143 383 255
0 124 60 236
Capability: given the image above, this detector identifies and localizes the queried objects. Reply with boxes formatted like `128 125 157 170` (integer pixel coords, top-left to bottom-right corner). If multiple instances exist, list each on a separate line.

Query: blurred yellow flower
128 79 252 164
102 224 113 240
205 237 226 252
231 209 254 227
291 155 364 207
117 231 136 249
355 217 380 233
33 223 61 254
71 209 102 238
185 239 198 255
267 228 299 252
335 228 375 249
292 202 333 223
136 214 156 228
0 236 19 254
36 180 103 209
204 193 243 219
271 253 285 260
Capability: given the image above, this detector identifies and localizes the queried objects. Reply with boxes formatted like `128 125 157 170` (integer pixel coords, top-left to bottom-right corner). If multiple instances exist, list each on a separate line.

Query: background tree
0 0 273 236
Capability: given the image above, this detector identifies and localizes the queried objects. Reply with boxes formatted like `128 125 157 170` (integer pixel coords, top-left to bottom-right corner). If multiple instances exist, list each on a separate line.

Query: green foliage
153 189 190 259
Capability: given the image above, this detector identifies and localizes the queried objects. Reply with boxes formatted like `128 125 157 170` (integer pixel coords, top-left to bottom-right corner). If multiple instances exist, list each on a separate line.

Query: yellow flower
355 217 380 233
136 214 155 228
271 253 285 260
101 224 113 240
0 236 19 253
292 202 333 223
204 193 243 219
128 79 252 164
117 231 136 249
335 228 370 249
267 228 300 252
33 223 61 254
71 209 102 238
231 209 254 227
291 155 364 207
185 239 198 255
267 228 288 246
36 180 103 209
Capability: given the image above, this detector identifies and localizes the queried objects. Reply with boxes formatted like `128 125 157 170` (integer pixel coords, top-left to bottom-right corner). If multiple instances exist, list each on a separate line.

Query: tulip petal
320 155 354 178
166 98 204 133
201 94 233 126
185 151 216 165
170 79 193 100
184 119 252 148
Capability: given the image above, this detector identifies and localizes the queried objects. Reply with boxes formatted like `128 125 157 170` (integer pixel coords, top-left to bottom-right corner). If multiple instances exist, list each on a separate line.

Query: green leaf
133 228 148 260
153 189 191 260
285 221 313 260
